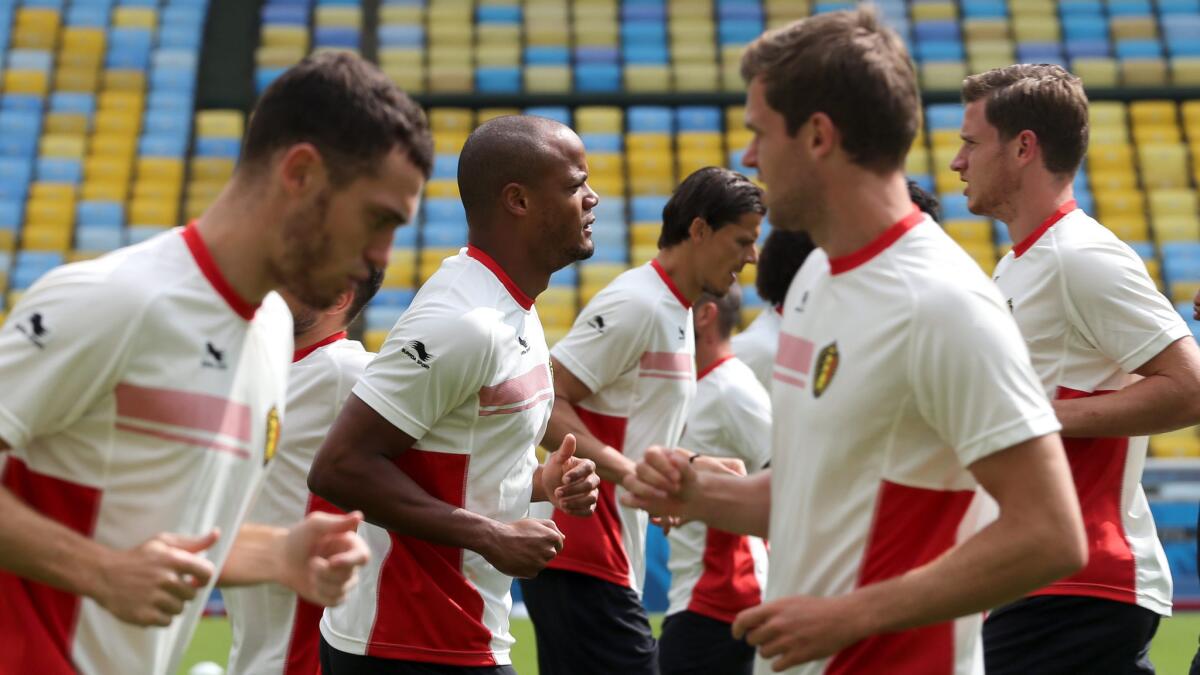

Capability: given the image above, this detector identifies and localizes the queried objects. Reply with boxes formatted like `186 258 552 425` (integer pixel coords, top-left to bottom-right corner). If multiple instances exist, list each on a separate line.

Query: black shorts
319 636 518 675
658 610 754 675
519 568 658 675
983 595 1160 675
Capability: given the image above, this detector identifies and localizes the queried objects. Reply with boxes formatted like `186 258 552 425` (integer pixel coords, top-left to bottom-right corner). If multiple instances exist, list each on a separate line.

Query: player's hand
281 511 370 607
693 455 747 477
618 446 698 518
542 434 601 517
732 595 864 672
95 529 219 627
1193 287 1200 320
482 518 564 578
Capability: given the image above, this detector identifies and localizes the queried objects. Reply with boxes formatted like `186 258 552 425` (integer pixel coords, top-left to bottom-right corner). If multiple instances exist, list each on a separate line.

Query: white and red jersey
224 334 372 675
537 259 696 592
732 305 782 390
765 210 1060 675
993 200 1187 616
666 355 770 622
0 224 292 675
320 246 553 667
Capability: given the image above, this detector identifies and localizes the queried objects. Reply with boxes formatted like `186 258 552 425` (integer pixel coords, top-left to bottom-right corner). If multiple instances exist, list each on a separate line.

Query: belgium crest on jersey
813 342 839 398
264 406 280 465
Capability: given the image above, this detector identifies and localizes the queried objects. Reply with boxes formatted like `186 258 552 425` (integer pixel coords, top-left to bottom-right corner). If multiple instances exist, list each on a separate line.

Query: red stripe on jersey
478 392 554 417
1030 387 1137 605
115 382 252 442
697 355 735 381
640 351 692 372
1013 200 1077 258
776 334 815 375
0 458 102 675
284 495 344 675
651 259 692 309
828 206 924 275
466 245 534 311
771 372 807 389
478 364 552 409
114 421 251 460
293 332 348 363
546 406 633 588
366 450 496 666
686 528 762 624
827 480 974 675
182 222 260 320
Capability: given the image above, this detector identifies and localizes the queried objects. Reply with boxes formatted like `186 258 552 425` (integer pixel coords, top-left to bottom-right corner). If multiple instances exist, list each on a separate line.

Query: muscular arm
543 357 635 484
1053 337 1200 437
308 394 506 554
0 483 110 600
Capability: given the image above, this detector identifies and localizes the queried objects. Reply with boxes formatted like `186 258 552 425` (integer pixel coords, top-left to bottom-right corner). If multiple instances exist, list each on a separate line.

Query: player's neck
654 247 701 303
193 184 278 306
815 171 914 260
1002 178 1076 247
695 337 733 374
295 318 348 355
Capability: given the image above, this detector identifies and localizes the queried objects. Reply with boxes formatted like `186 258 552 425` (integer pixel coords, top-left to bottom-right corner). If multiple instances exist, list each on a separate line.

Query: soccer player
519 166 764 675
659 283 771 675
732 229 815 389
224 270 383 675
0 52 431 675
950 64 1200 674
621 10 1088 675
307 115 602 674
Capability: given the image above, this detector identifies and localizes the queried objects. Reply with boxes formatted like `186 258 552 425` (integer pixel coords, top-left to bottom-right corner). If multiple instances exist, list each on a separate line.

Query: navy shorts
319 636 518 675
519 568 658 675
658 610 754 675
984 595 1160 675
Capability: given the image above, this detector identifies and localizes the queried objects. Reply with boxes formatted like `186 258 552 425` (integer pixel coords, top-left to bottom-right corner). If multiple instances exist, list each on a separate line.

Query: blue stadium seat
622 4 666 21
378 25 422 48
1063 15 1109 40
477 5 520 22
1059 0 1104 15
588 244 629 264
1159 0 1200 13
916 41 965 62
1127 241 1155 260
1108 0 1153 15
67 6 109 27
365 305 407 332
593 198 626 225
36 158 83 184
621 21 667 45
525 46 569 65
994 220 1013 245
194 137 241 158
632 195 669 222
718 20 763 45
0 200 23 230
962 0 1008 17
12 252 65 290
422 223 468 248
913 20 961 41
623 44 669 64
1066 38 1111 58
314 27 360 49
476 67 521 93
940 194 973 220
75 225 124 252
78 201 124 227
925 103 964 130
1017 42 1065 62
262 4 307 24
160 25 203 49
393 225 417 247
581 133 622 152
1116 39 1163 59
8 50 53 72
373 288 417 308
524 106 571 125
423 199 467 225
574 64 621 93
549 264 578 287
676 106 721 132
628 106 673 133
909 174 935 194
139 134 189 158
127 226 170 244
50 92 96 116
574 47 619 64
431 154 458 181
717 1 763 21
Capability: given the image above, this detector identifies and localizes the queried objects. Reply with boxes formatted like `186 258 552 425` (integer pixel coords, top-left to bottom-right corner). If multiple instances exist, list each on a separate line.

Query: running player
659 284 771 675
621 11 1087 675
0 52 431 674
732 229 814 389
520 166 764 675
224 269 383 675
308 115 602 674
950 64 1200 674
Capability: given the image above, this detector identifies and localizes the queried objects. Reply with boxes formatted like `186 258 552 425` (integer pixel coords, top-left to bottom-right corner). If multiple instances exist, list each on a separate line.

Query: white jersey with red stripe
993 201 1187 616
536 260 696 593
0 225 292 675
732 306 782 390
666 355 770 622
320 246 553 667
764 211 1060 675
224 334 372 675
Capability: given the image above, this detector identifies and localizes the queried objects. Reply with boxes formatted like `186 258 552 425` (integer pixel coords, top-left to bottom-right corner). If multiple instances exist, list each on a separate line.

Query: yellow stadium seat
580 262 627 288
1149 188 1197 216
380 48 422 69
625 65 671 92
1096 189 1146 217
677 132 723 152
1122 59 1169 88
970 54 1016 75
626 134 671 153
587 153 624 177
1087 143 1134 171
1073 58 1119 88
476 108 520 124
527 23 569 47
14 29 58 52
195 110 244 139
1089 101 1128 127
1013 16 1059 41
29 184 75 204
573 24 619 47
98 91 144 112
631 223 659 247
4 70 49 96
930 129 962 149
81 181 127 201
0 231 14 254
364 329 388 353
382 63 424 93
186 182 223 206
906 148 931 175
103 69 147 92
61 27 105 55
183 198 209 221
678 150 724 176
21 225 71 252
129 199 178 226
45 113 89 136
674 63 720 92
945 219 992 243
525 66 572 93
963 20 1009 41
380 4 423 23
262 26 309 49
382 247 417 288
576 107 623 133
89 135 138 158
921 62 968 92
1087 170 1138 191
477 44 520 66
132 181 182 201
427 65 473 93
315 6 361 27
1110 16 1157 40
1131 100 1177 126
7 292 24 310
1139 144 1189 188
113 7 157 29
1183 100 1200 134
1156 216 1200 242
66 251 101 263
40 134 87 159
190 157 235 182
255 46 304 68
424 179 460 198
26 200 75 228
94 110 141 136
1149 429 1200 457
671 43 717 65
478 24 519 46
1172 281 1200 304
138 157 185 183
1133 123 1182 144
628 152 675 179
1171 58 1200 87
433 132 468 154
588 175 625 198
629 245 655 266
911 2 957 20
1103 216 1150 241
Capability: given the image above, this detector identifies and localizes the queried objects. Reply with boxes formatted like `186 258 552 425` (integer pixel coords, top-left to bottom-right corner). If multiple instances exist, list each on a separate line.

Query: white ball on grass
188 661 225 675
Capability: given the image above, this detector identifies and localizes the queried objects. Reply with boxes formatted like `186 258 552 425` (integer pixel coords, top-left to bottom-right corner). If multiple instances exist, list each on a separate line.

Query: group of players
3 7 1200 675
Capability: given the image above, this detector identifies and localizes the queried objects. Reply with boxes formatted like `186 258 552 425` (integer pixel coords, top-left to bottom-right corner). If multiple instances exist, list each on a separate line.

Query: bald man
308 115 602 674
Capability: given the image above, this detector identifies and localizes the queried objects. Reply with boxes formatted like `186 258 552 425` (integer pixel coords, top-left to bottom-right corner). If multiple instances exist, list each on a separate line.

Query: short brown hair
961 64 1089 175
242 52 434 185
740 7 920 173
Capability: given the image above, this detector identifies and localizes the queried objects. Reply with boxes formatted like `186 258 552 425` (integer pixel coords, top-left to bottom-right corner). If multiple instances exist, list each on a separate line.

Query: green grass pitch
178 612 1200 674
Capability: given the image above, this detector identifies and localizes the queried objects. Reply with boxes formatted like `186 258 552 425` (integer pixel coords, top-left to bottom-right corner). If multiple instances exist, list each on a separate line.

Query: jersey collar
293 331 347 363
697 354 735 380
466 245 534 311
828 205 924 276
651 259 692 309
181 221 260 321
1012 200 1077 258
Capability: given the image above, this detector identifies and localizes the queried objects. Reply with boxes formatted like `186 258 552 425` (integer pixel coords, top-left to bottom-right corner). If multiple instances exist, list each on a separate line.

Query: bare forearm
691 471 771 537
1054 375 1200 437
0 485 109 598
845 512 1082 637
309 455 502 554
546 400 633 483
531 465 548 502
219 523 286 587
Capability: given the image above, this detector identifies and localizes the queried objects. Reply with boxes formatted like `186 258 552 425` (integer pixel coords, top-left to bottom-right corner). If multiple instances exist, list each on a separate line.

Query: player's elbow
1039 509 1088 581
307 444 348 504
